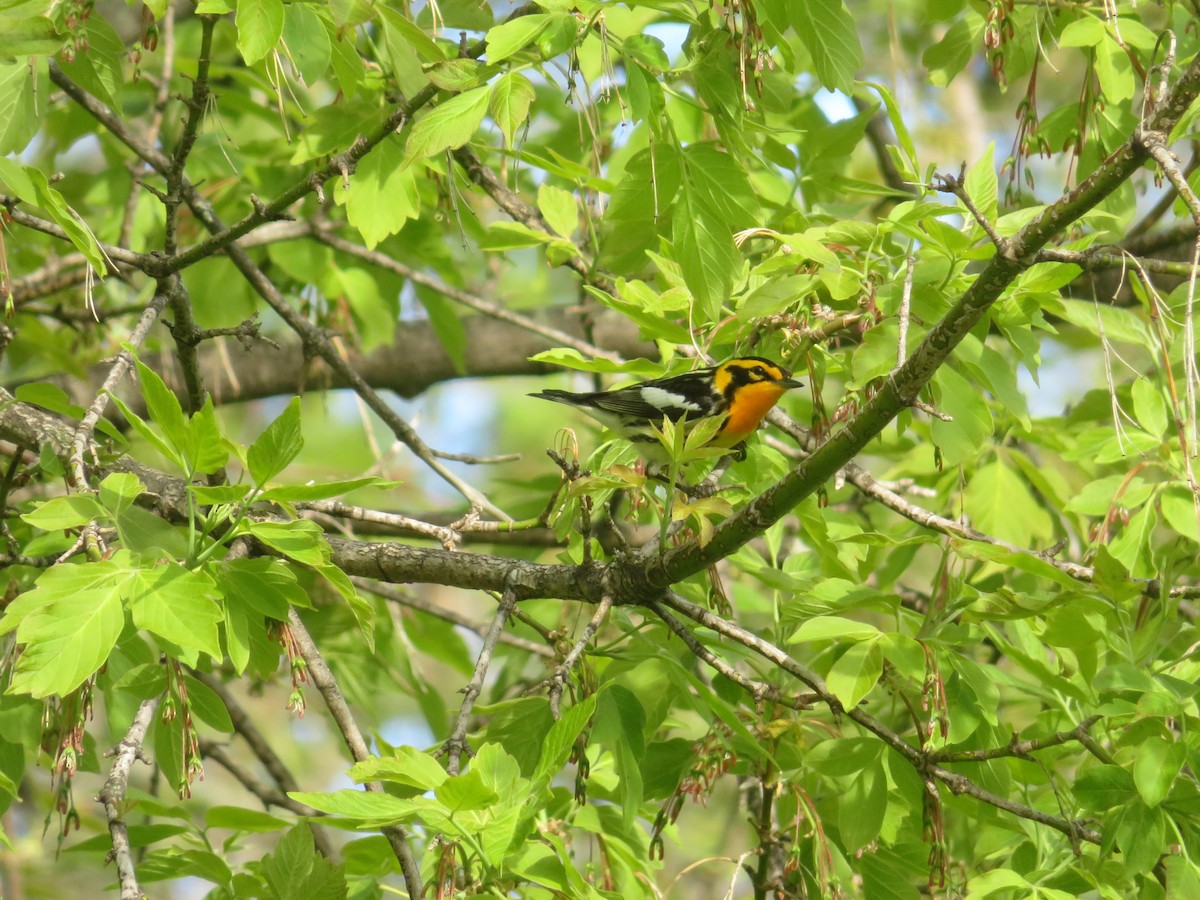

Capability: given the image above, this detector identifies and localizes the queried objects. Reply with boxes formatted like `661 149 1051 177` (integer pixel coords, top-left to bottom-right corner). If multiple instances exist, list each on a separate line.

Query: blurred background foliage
3 0 1200 898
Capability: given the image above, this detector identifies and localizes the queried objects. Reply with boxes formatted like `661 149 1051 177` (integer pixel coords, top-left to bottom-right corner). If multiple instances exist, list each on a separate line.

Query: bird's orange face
709 358 802 446
715 380 791 444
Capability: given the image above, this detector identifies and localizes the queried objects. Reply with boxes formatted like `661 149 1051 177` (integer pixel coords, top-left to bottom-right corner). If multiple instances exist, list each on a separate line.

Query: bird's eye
750 366 765 378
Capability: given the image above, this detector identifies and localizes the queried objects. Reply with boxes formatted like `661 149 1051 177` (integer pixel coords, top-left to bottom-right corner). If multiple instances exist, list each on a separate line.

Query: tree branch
98 698 158 900
285 609 424 897
658 592 1103 846
442 590 516 774
359 578 554 657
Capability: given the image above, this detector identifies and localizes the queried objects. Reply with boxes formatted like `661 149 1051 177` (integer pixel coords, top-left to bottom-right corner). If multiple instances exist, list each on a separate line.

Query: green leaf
0 60 39 154
0 160 106 273
105 391 179 470
1108 503 1157 579
260 824 347 899
248 396 303 485
790 615 881 643
483 698 555 775
484 14 552 63
414 285 469 376
246 520 328 566
133 358 189 462
281 3 332 85
825 638 882 710
0 15 64 60
315 563 374 653
189 484 251 505
1074 765 1137 812
236 0 284 66
348 747 448 790
435 769 499 812
963 459 1054 547
1059 16 1106 47
1133 733 1184 808
99 473 145 517
186 398 229 475
341 136 419 249
683 144 760 233
537 184 577 239
182 675 234 734
21 494 106 531
125 564 223 661
839 759 887 851
804 738 882 776
533 694 597 789
790 0 864 93
490 71 535 148
425 58 495 92
930 365 994 466
110 663 168 700
1114 801 1166 877
1159 486 1200 542
964 142 998 233
57 14 124 110
287 789 412 823
673 186 739 324
8 587 124 697
1131 376 1168 438
624 33 669 71
205 805 291 833
402 86 490 165
258 476 393 503
1094 36 1135 104
966 868 1032 896
600 144 681 272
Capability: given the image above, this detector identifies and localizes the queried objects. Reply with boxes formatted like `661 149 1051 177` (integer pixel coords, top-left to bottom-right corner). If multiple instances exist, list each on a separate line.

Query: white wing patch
639 386 702 412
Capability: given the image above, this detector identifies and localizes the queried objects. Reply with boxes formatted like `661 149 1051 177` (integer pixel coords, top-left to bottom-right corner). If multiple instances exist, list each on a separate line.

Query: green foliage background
3 0 1200 898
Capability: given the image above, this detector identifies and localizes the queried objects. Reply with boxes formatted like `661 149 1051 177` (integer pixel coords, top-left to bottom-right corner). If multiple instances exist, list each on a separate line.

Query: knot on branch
249 194 293 222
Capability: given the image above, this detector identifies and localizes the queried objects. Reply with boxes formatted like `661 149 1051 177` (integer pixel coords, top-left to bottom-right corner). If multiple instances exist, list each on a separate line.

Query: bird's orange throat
718 382 788 443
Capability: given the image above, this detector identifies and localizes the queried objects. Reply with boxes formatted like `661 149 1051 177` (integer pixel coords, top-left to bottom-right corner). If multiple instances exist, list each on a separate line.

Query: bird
530 357 802 462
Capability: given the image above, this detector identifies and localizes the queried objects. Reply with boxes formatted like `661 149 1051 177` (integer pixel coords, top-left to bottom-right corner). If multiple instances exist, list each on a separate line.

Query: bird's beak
778 377 804 390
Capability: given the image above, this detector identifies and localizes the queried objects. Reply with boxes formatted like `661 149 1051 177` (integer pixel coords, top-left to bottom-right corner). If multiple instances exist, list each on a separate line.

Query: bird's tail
529 389 580 404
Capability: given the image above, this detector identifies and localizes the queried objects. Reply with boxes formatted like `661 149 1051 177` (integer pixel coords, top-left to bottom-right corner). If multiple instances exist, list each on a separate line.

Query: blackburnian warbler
531 357 802 461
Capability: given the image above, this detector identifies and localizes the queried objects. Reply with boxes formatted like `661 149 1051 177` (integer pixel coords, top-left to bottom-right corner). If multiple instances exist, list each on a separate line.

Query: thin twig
69 283 172 489
98 698 158 900
317 231 617 361
295 500 460 548
355 577 554 657
658 592 1103 845
547 594 613 718
896 255 915 368
197 739 335 858
286 609 424 898
932 164 1010 253
442 590 517 775
927 716 1103 762
648 600 816 711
